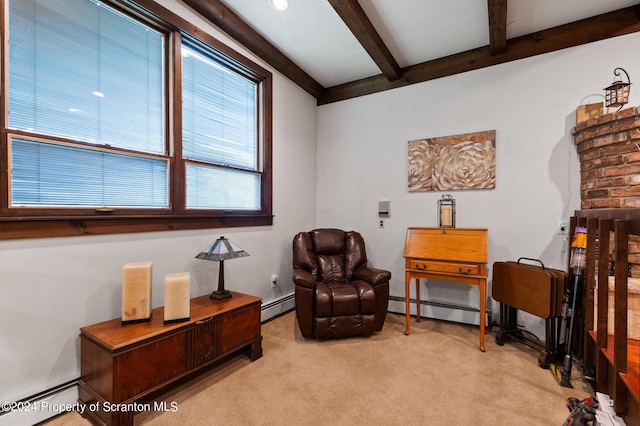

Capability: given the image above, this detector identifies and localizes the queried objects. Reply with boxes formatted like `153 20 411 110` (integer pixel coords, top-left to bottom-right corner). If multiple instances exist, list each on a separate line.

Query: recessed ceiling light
270 0 289 11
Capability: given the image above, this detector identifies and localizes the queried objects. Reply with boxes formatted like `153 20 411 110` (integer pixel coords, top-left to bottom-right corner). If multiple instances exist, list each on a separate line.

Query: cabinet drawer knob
416 264 426 270
458 267 471 274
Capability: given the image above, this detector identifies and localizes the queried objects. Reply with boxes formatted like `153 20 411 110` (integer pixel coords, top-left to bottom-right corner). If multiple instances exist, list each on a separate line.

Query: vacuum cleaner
555 226 587 388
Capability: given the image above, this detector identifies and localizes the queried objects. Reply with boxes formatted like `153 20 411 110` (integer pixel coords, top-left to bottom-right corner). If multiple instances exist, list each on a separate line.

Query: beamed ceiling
180 0 640 105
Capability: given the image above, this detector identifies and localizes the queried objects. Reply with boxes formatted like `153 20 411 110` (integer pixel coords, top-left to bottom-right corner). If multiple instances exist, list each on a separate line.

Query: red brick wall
574 106 640 209
574 106 640 275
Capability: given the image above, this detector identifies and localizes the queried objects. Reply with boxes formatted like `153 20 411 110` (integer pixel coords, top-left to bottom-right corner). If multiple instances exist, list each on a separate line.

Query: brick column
574 105 640 274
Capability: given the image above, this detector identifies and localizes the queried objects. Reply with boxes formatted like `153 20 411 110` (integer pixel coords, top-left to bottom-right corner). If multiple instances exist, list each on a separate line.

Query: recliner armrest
353 266 391 285
293 268 318 289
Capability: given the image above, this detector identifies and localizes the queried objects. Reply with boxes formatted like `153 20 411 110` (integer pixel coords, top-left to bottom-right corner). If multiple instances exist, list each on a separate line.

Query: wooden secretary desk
403 227 488 351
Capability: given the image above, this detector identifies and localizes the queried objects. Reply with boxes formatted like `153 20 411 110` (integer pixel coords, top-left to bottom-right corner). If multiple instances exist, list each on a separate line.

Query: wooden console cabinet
78 291 262 426
403 227 488 351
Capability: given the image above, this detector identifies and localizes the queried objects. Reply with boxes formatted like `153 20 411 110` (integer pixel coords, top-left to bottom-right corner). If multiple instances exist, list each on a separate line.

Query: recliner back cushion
311 229 346 283
294 228 369 283
293 232 317 273
344 231 367 278
310 228 345 253
316 254 345 283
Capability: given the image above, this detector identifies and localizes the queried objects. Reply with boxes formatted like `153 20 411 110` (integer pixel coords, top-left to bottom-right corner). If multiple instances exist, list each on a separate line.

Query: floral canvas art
408 130 496 191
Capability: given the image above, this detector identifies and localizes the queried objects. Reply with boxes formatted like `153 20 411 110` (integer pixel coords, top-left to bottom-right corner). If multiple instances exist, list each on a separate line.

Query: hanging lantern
438 194 455 228
604 67 631 110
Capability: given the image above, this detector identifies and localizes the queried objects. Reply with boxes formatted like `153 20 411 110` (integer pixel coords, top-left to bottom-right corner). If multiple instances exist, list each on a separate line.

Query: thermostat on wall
378 200 390 217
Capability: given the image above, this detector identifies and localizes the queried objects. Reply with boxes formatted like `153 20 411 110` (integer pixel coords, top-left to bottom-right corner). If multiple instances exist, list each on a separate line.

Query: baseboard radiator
261 292 295 322
0 379 79 426
1 293 296 426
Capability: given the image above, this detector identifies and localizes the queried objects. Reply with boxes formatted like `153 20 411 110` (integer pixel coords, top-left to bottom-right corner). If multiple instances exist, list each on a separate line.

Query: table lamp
195 236 249 299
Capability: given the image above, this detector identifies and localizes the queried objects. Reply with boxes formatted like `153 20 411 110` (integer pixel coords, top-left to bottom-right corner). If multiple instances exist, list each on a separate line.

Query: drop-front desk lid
403 227 488 264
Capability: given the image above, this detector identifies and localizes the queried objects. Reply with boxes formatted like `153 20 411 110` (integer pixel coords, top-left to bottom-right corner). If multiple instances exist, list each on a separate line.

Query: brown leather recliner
292 228 391 339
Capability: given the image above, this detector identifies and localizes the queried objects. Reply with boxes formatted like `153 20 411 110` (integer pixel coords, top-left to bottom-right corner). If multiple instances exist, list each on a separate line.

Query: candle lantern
121 262 152 324
604 67 631 110
164 272 191 324
438 194 456 228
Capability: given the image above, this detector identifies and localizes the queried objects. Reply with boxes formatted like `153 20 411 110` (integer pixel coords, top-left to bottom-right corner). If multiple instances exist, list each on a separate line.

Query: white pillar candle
122 262 152 323
164 272 190 323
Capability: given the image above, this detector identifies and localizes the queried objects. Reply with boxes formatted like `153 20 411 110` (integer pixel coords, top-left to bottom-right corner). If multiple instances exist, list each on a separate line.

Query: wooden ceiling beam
488 0 508 55
319 5 640 105
181 0 325 98
181 1 640 105
328 0 402 81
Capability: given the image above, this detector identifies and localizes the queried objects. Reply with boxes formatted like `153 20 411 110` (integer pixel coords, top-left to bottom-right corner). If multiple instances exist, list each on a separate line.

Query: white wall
317 32 640 333
0 0 318 407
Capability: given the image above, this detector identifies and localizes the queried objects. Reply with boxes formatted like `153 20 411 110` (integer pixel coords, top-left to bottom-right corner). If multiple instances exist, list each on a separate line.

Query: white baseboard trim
261 292 295 322
0 383 78 426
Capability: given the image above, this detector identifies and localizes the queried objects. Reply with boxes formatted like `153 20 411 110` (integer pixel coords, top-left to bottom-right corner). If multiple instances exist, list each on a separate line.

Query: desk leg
415 278 421 322
405 271 411 335
479 279 486 352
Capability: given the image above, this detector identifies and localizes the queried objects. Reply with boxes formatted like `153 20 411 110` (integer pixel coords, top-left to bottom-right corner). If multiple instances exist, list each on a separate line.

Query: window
0 0 273 239
10 137 168 208
8 0 167 209
181 42 260 210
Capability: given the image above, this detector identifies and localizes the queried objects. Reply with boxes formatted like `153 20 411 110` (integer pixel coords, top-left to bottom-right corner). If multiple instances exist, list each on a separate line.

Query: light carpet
44 311 591 425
